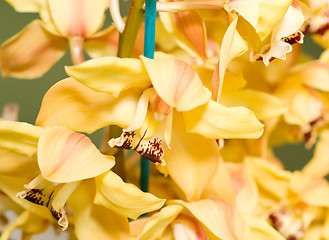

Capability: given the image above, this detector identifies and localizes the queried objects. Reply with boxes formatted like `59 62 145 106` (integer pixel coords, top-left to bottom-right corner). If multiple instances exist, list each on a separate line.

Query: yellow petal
0 149 39 178
137 205 183 240
36 78 139 133
69 180 130 240
5 0 45 12
0 20 67 78
0 121 42 157
221 89 286 120
290 172 329 207
47 0 107 37
303 130 329 177
165 113 219 201
65 57 151 97
241 214 285 240
0 175 52 219
245 157 291 199
84 26 119 58
38 127 115 182
94 171 165 219
217 15 248 100
159 10 207 60
184 100 264 139
299 62 329 92
176 199 248 240
141 56 211 111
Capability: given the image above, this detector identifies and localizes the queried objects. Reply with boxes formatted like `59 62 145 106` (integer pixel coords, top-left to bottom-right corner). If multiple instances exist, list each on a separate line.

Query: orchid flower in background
0 0 127 78
0 121 165 239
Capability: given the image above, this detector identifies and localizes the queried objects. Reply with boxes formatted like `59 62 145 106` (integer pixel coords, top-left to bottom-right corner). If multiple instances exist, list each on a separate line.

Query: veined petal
159 10 207 60
221 89 286 120
141 57 211 111
48 0 107 37
0 121 42 157
69 180 130 240
38 127 115 183
165 113 219 201
175 199 249 240
172 215 209 240
0 20 67 78
136 205 183 240
94 171 165 219
0 175 52 219
36 78 139 133
302 130 329 177
184 100 264 139
65 57 151 97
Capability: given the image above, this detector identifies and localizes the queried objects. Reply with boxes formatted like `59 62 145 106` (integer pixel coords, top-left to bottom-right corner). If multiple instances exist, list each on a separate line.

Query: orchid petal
47 0 107 37
65 57 151 97
137 205 183 240
290 172 329 207
0 121 42 157
241 214 285 240
0 175 52 219
70 181 130 240
5 0 46 12
159 10 207 60
221 89 286 120
38 127 115 183
36 78 139 133
299 62 329 92
245 157 291 199
0 149 39 178
141 57 211 111
0 20 67 78
217 15 248 101
184 100 264 139
165 113 219 201
94 171 165 219
303 130 329 177
176 199 248 240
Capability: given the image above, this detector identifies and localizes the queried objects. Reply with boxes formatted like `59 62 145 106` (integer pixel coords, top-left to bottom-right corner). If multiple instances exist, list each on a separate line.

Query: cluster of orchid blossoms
3 0 329 239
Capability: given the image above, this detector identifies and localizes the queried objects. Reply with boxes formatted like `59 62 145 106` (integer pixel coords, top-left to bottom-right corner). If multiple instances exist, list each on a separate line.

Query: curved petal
136 205 183 240
5 0 46 12
48 0 107 37
159 10 207 60
141 57 211 111
302 130 329 177
176 199 248 240
221 89 286 120
0 20 67 78
38 127 115 183
299 62 329 92
36 78 139 133
216 15 248 101
70 180 130 240
94 171 165 219
65 57 151 97
0 121 42 157
241 214 285 240
165 113 220 201
184 100 264 139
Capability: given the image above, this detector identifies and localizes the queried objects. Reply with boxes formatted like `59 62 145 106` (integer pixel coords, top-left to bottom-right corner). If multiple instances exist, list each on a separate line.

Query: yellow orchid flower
0 0 122 78
57 55 263 200
0 121 165 238
245 156 329 239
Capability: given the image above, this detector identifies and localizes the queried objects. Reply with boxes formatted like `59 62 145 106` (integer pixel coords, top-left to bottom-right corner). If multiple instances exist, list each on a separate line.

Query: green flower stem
141 0 157 193
117 0 145 58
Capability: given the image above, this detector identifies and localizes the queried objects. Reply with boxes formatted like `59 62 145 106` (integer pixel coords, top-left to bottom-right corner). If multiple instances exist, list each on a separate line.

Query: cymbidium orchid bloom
42 55 264 201
245 156 329 239
0 0 124 78
0 121 165 239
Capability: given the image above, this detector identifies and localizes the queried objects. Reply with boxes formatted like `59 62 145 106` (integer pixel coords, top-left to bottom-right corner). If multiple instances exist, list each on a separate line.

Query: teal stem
141 0 157 192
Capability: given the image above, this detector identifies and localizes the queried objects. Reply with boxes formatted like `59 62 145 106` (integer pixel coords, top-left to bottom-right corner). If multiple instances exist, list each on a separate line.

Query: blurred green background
0 1 324 171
